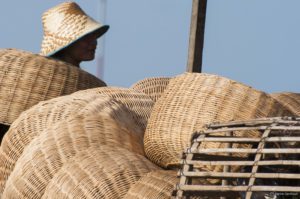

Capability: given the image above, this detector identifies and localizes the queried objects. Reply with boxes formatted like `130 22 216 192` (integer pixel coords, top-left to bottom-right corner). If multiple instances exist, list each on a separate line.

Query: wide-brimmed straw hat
40 1 109 56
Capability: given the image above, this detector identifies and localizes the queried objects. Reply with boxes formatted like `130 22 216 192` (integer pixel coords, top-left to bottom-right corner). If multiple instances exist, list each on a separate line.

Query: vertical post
96 0 107 79
187 0 207 73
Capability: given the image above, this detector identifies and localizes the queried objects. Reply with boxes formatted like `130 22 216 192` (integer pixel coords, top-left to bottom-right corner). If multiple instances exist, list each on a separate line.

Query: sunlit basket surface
0 94 108 193
3 106 151 198
72 87 154 130
144 73 294 169
0 48 106 125
130 77 171 102
41 146 159 199
0 93 145 194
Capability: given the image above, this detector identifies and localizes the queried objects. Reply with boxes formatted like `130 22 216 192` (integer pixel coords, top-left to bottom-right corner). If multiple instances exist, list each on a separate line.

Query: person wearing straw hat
40 2 109 68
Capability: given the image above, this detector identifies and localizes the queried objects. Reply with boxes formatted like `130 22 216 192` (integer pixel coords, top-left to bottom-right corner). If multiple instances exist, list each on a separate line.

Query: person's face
66 32 99 62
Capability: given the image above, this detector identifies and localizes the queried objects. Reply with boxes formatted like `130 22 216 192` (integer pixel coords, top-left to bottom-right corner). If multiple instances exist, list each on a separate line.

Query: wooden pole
187 0 207 73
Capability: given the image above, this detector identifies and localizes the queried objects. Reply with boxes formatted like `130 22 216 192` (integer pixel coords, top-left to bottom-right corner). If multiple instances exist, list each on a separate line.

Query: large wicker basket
0 48 106 125
144 73 294 169
0 90 149 194
2 104 153 198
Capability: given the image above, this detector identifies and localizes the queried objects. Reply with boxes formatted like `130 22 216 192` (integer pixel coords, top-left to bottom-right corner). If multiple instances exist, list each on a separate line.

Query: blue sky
1 1 299 93
204 0 300 93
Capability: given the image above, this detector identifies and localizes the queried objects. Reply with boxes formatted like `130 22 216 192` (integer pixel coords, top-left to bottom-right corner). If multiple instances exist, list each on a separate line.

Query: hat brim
47 25 109 57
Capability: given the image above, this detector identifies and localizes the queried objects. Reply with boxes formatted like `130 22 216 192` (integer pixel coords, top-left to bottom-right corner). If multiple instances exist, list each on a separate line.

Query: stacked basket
144 73 293 169
0 72 297 199
0 86 165 198
0 48 106 141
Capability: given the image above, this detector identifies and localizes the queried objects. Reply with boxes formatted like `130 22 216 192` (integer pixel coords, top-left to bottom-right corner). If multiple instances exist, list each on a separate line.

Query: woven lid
144 73 294 168
270 92 300 116
72 87 154 130
124 170 178 199
0 93 144 194
130 77 171 102
0 48 106 125
40 1 109 56
41 146 159 199
2 102 152 198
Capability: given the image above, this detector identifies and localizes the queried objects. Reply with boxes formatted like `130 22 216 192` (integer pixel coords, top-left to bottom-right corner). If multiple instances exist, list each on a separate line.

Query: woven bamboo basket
174 117 300 199
2 107 151 198
130 77 171 102
0 94 108 193
271 92 300 116
144 73 294 169
41 146 159 199
123 170 177 199
0 48 106 125
0 93 145 194
72 87 154 130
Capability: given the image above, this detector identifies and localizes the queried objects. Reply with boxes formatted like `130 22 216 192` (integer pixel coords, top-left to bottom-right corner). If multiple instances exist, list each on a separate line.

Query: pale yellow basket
0 88 151 194
3 104 154 198
0 48 106 125
144 73 294 169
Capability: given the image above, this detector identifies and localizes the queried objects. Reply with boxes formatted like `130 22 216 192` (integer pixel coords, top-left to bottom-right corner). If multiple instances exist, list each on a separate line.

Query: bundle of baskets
0 54 299 199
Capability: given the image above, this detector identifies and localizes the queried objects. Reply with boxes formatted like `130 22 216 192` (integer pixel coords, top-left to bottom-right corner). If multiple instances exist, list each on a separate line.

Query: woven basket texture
0 48 106 125
270 92 300 116
2 105 150 198
123 170 177 199
41 146 159 199
144 73 294 169
0 93 144 194
0 94 102 193
130 77 171 102
72 87 154 130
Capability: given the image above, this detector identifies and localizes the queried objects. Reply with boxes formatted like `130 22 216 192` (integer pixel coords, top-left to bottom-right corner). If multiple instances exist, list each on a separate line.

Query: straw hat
40 1 109 56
